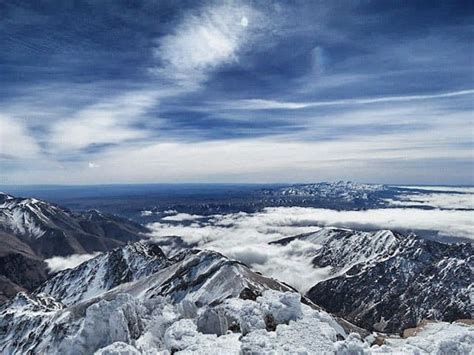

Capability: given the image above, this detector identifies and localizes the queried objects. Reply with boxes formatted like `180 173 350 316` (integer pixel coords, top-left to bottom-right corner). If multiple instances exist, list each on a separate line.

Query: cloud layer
233 90 474 110
148 205 473 291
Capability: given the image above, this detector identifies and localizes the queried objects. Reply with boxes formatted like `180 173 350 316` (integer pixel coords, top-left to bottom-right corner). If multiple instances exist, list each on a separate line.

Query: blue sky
1 0 473 185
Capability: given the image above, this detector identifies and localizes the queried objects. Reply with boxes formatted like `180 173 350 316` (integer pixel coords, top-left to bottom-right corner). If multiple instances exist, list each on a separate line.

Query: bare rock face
0 231 49 302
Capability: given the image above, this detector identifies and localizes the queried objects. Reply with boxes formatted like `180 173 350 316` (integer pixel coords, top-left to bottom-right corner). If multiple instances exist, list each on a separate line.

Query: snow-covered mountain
0 193 152 303
0 192 148 258
275 228 473 333
35 240 294 306
261 181 392 208
268 181 386 198
36 241 169 306
1 240 471 354
0 193 472 352
271 228 404 275
0 241 321 354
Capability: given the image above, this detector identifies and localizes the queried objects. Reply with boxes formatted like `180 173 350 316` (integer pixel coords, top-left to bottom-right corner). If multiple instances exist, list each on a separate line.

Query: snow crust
336 322 474 354
2 282 473 354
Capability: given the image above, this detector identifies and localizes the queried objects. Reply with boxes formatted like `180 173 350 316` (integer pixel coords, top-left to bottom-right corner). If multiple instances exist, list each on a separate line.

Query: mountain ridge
0 192 151 302
277 229 474 333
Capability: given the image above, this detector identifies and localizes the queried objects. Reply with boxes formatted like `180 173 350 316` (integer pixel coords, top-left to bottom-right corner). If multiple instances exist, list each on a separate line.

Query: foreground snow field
2 289 472 354
1 240 472 354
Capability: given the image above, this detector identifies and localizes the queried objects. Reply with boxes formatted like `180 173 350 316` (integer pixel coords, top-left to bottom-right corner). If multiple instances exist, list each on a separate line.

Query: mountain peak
36 240 170 306
0 193 147 257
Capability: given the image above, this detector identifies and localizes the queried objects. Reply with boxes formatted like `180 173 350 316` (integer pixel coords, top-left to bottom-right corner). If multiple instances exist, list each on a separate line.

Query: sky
0 0 473 185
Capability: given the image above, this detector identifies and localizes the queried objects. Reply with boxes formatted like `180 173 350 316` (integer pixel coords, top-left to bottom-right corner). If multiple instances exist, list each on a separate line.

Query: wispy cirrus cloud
36 3 266 155
229 89 474 110
1 1 473 185
16 128 469 185
48 90 159 152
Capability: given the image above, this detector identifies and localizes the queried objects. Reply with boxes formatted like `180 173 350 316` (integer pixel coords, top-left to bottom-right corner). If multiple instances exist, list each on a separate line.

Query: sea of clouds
148 204 473 291
45 186 473 290
388 185 474 210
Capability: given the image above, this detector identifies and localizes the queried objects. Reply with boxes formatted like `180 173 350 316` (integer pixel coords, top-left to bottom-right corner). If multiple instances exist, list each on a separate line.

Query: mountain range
0 192 148 302
0 191 472 353
271 228 472 333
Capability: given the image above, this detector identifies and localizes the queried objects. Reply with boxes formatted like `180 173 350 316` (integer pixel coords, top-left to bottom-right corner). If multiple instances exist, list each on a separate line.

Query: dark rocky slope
304 231 472 333
0 231 48 302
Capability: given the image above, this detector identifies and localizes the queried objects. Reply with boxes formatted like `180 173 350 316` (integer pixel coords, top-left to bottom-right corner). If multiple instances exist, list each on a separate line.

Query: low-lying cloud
45 252 101 272
161 213 205 222
148 206 473 291
386 192 474 210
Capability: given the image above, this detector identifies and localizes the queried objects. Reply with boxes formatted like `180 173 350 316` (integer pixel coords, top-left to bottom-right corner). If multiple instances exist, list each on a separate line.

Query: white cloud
149 205 473 291
153 3 259 86
42 130 472 184
149 209 329 291
233 89 474 110
162 213 204 222
395 185 474 193
49 91 158 152
258 207 474 240
45 252 101 272
0 114 40 158
88 162 100 169
386 192 474 210
57 99 468 185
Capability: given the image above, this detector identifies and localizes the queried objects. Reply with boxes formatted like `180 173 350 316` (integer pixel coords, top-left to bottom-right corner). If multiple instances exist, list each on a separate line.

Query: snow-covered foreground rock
2 288 471 354
336 321 474 354
0 240 472 354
